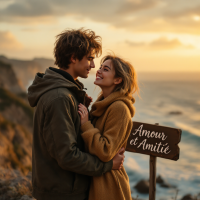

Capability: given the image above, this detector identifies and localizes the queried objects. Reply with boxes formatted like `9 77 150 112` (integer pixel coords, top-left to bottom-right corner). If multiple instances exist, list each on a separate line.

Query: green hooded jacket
28 68 113 200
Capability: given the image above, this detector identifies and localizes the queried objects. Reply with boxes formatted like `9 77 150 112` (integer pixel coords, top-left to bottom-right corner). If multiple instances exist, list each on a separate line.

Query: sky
0 0 200 72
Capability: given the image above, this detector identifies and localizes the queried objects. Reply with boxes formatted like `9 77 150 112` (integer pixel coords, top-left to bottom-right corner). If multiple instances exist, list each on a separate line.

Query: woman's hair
54 28 102 69
100 54 139 100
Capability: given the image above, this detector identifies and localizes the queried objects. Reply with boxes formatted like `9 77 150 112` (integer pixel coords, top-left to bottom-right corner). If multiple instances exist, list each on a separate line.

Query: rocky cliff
0 60 33 174
0 55 55 89
0 61 24 93
0 58 35 199
0 87 33 174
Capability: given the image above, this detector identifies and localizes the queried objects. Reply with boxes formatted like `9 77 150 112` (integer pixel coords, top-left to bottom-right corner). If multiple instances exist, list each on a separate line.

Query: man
28 28 125 200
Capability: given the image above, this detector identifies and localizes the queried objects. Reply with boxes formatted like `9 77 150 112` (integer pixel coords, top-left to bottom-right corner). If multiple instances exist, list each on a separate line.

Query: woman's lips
96 75 102 80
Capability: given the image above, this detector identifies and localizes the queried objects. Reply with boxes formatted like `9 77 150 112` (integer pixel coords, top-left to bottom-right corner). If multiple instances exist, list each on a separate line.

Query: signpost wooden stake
149 155 157 200
149 123 159 200
126 121 182 200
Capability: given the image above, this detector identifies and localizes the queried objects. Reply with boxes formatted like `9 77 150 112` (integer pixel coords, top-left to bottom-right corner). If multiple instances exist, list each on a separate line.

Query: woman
78 55 139 200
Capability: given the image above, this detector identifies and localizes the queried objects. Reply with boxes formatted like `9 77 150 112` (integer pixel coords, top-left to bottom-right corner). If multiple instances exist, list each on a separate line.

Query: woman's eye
104 68 108 71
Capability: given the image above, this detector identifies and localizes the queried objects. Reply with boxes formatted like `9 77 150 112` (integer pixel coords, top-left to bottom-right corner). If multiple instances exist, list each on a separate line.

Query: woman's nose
97 69 101 73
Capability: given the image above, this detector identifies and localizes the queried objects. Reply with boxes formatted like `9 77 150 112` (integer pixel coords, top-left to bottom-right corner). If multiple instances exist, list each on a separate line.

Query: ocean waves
175 122 200 137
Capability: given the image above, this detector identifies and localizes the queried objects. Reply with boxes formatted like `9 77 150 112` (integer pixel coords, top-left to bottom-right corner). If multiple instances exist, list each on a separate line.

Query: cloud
0 0 159 23
0 0 200 34
125 41 145 47
149 37 194 49
0 0 159 17
0 31 22 50
164 4 200 19
21 28 38 32
116 0 159 15
126 37 194 50
0 0 52 17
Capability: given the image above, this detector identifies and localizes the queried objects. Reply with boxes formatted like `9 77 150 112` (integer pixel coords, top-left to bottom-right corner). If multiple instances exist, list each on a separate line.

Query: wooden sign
126 121 182 160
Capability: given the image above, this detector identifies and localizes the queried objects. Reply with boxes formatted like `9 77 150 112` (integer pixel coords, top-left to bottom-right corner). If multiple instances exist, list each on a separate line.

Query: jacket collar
28 68 86 107
49 67 83 89
90 91 135 118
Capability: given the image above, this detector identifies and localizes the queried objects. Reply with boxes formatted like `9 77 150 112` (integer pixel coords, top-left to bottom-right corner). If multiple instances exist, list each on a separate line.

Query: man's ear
70 55 76 64
114 77 122 85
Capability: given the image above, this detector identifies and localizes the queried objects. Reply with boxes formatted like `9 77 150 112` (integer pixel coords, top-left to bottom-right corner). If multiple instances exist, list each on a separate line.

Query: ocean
79 73 200 200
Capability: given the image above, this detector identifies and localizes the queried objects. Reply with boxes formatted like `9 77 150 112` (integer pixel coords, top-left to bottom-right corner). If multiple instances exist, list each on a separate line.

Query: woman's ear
114 77 122 85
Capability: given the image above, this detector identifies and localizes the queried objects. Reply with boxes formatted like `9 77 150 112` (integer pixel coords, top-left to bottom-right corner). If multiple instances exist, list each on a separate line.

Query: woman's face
94 59 117 88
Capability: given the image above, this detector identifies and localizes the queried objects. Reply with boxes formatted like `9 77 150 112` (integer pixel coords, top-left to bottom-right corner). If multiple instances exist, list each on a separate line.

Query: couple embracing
28 28 139 200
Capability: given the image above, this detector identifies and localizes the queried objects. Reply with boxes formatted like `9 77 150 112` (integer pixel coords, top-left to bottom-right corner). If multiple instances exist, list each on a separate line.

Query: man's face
73 50 96 79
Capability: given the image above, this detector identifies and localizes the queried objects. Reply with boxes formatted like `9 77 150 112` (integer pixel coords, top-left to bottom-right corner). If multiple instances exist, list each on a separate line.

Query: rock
134 180 149 194
156 175 164 184
0 60 23 93
0 167 33 199
0 55 54 90
181 194 196 200
10 176 31 188
160 182 172 188
26 172 32 181
20 195 35 200
15 169 23 177
156 175 176 188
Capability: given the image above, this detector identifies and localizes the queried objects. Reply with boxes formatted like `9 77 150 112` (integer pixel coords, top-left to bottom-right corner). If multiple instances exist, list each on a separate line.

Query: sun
193 15 200 21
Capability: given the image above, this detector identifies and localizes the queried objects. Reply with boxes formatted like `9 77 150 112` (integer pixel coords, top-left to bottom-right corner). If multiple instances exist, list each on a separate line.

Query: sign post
126 121 182 200
149 155 156 200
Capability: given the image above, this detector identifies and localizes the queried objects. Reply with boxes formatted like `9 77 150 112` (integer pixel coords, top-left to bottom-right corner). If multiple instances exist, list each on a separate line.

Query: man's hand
112 147 125 170
85 94 93 108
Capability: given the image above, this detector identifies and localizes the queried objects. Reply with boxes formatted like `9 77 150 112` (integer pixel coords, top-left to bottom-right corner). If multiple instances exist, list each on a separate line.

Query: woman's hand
78 103 89 125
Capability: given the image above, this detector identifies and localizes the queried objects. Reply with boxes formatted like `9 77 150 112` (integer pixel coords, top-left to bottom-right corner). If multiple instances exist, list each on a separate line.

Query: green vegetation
6 146 24 171
0 120 10 131
6 145 31 174
0 60 12 70
0 118 15 131
17 92 28 99
0 116 32 174
13 142 27 161
25 166 32 172
19 125 32 140
0 87 33 121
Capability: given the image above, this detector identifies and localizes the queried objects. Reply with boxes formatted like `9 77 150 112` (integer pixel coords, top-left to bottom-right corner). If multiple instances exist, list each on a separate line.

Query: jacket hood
27 68 84 107
90 91 135 118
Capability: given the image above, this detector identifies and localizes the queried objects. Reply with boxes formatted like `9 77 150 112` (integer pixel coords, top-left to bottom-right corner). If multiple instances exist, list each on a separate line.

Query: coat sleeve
42 96 113 176
80 101 133 162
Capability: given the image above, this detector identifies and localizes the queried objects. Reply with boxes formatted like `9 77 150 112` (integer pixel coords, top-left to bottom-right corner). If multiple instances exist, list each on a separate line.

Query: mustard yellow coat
81 91 135 200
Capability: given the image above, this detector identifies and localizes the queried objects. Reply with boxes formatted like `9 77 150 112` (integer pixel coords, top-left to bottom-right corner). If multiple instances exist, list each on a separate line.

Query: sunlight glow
193 15 200 21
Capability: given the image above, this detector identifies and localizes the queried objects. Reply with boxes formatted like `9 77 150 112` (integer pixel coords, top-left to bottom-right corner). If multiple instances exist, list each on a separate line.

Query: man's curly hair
54 28 102 69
